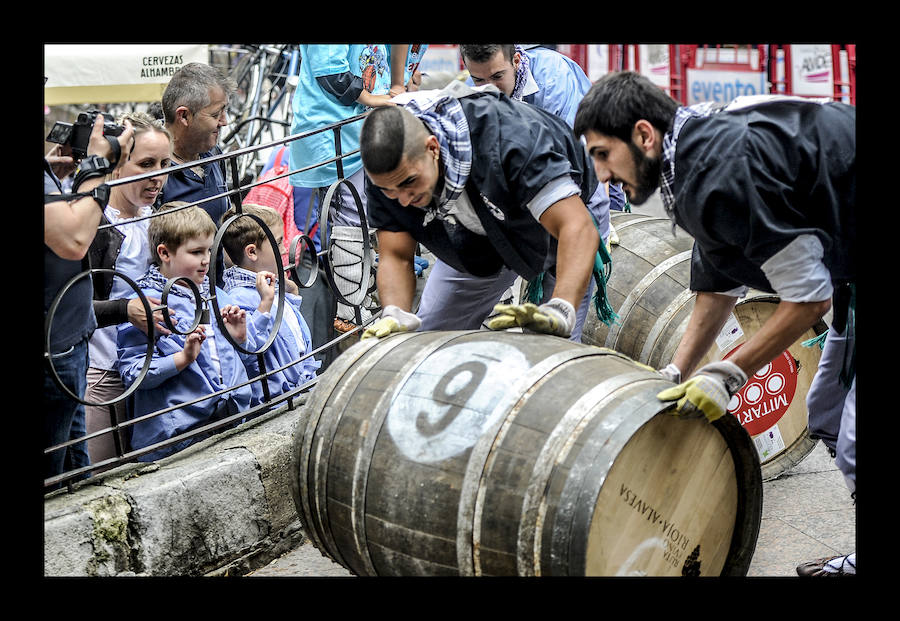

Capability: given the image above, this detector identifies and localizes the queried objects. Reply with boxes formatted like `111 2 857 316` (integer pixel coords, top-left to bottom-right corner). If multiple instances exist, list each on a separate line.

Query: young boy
220 204 320 401
117 202 262 461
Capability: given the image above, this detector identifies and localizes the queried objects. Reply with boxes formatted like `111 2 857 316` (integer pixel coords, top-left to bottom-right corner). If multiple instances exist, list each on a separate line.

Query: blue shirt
289 44 391 188
521 47 593 128
117 284 260 460
223 266 321 398
158 147 230 225
467 47 593 128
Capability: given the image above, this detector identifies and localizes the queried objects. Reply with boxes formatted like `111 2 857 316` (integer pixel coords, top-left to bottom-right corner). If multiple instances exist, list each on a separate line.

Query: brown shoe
796 554 856 576
333 317 358 334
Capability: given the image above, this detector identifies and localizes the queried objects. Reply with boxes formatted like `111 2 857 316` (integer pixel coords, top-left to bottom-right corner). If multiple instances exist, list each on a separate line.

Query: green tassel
524 213 620 327
524 272 544 304
591 237 619 327
802 331 828 350
586 213 619 327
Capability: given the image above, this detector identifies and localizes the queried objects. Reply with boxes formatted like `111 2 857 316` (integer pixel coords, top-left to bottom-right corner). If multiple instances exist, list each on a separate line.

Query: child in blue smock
220 204 321 400
117 203 262 461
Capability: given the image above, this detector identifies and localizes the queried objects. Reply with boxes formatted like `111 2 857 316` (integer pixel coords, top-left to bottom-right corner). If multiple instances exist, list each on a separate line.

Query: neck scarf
659 101 724 226
223 265 258 292
138 263 210 302
510 45 531 101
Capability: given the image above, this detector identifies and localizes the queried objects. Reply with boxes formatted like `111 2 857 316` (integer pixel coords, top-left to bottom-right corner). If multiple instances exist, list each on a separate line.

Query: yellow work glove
656 361 747 423
361 305 421 340
608 221 620 248
488 298 576 338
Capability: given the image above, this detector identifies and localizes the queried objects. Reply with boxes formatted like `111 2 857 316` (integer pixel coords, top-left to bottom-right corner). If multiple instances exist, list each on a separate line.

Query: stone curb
43 396 310 577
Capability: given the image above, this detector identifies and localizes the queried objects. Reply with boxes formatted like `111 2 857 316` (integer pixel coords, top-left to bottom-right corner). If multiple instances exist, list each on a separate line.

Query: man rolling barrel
573 71 856 577
358 81 609 341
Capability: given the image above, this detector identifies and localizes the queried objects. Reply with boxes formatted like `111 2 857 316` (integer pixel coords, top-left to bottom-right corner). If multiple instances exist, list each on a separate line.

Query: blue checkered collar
659 102 726 224
395 88 472 226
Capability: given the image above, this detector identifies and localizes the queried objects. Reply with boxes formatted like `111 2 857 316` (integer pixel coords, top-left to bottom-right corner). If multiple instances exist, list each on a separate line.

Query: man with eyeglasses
157 62 237 287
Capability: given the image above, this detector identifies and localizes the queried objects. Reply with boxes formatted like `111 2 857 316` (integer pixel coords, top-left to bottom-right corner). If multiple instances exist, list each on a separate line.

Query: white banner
587 44 611 82
638 44 670 89
789 44 834 97
44 44 209 104
685 68 768 106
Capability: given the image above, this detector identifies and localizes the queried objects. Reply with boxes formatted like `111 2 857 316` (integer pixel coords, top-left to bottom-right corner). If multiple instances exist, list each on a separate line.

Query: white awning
44 44 210 105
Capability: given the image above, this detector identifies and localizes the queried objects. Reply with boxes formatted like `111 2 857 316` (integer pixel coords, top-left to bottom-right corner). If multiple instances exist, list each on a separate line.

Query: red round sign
723 345 799 437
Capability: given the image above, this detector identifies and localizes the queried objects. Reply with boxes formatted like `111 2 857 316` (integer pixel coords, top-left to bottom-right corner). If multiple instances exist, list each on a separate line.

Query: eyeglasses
200 106 228 121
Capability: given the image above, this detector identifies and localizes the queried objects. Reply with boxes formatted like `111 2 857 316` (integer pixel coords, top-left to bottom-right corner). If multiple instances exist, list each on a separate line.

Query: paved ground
246 440 855 578
247 192 856 578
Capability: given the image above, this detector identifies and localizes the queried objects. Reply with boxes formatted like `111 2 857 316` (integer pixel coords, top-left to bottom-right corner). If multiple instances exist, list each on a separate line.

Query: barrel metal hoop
608 213 658 231
553 384 672 575
604 250 692 349
711 413 764 575
348 331 476 576
295 335 393 564
461 346 608 577
515 371 659 576
638 287 696 364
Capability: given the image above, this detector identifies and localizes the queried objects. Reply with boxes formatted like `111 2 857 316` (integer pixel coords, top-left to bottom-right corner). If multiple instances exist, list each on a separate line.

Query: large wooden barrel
290 330 762 576
583 212 827 480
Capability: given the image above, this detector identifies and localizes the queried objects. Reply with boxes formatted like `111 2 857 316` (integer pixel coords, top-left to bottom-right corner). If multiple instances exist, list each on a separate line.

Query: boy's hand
174 327 205 371
284 272 299 295
221 304 248 343
255 271 276 314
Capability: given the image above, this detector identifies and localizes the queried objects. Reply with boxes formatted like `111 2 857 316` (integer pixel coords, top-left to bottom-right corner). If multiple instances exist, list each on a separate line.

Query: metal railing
44 111 378 491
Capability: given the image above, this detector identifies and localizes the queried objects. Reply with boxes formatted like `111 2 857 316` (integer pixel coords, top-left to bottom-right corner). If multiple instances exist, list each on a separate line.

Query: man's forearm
539 195 598 308
672 292 739 378
376 260 415 311
727 299 831 378
550 225 595 308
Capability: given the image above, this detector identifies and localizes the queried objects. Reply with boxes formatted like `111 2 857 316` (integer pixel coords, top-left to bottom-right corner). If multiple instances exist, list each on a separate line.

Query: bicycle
214 44 301 187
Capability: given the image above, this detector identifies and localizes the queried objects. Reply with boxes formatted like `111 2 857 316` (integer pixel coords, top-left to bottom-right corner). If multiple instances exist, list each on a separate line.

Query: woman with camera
44 113 134 485
82 112 176 469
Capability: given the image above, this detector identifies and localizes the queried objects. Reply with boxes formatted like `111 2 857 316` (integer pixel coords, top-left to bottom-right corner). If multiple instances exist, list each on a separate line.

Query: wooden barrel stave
583 213 824 480
292 330 762 576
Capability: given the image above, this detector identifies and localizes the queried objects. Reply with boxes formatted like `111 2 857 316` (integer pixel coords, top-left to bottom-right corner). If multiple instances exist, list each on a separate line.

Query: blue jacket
116 285 261 461
223 268 321 398
521 46 593 128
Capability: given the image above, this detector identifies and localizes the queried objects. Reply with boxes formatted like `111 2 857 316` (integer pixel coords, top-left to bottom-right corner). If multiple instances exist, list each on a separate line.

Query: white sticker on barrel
724 345 799 437
715 313 743 351
752 422 786 462
386 341 530 464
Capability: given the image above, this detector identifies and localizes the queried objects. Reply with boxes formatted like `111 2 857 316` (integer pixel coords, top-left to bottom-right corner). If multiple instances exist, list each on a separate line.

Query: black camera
46 110 125 160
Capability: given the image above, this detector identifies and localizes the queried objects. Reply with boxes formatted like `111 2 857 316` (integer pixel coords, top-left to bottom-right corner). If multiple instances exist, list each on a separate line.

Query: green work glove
656 361 747 423
361 305 421 340
488 298 576 338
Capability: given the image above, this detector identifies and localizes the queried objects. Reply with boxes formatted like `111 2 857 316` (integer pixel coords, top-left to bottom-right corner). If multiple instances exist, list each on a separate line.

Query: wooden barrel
290 330 762 576
583 212 827 480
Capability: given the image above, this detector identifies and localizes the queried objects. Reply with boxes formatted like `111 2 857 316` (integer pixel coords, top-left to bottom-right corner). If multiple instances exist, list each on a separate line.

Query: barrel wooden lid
586 414 737 576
